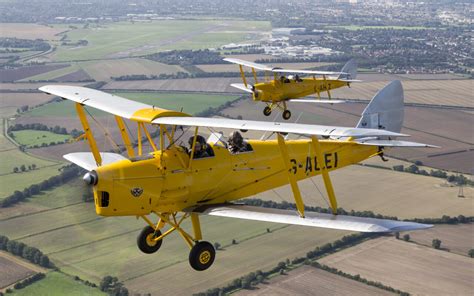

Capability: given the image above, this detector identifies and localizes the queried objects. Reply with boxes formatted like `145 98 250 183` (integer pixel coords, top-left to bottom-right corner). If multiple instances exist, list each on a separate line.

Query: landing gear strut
138 213 216 271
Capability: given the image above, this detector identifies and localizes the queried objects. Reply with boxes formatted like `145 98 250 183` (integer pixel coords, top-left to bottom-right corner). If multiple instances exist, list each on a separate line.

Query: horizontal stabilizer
189 204 432 233
289 99 346 104
356 139 439 148
64 152 128 171
338 79 362 83
229 83 254 93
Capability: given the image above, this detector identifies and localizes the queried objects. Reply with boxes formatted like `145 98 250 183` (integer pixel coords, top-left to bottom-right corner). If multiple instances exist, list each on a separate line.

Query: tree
394 232 400 239
13 167 19 173
31 164 36 170
241 278 251 289
232 239 237 245
20 165 26 172
432 239 441 249
402 234 410 241
468 249 474 258
214 242 221 250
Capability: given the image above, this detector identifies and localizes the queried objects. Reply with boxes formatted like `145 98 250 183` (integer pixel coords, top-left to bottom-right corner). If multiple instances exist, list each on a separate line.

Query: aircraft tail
338 59 357 80
356 80 404 134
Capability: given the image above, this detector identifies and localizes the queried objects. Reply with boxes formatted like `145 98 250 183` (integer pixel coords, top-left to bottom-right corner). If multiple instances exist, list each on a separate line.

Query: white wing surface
152 116 408 138
223 58 273 71
189 204 432 233
64 152 128 171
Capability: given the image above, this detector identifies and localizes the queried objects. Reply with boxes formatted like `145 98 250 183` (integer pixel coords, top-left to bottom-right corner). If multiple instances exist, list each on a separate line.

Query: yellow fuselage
92 139 377 216
253 78 349 102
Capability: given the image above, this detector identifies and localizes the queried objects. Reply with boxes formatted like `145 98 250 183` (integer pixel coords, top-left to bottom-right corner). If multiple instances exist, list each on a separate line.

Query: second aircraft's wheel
282 110 292 120
189 241 216 271
137 226 163 254
263 106 272 116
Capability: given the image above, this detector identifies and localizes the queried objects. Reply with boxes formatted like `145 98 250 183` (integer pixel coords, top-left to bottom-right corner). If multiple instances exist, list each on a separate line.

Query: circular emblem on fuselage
131 187 143 197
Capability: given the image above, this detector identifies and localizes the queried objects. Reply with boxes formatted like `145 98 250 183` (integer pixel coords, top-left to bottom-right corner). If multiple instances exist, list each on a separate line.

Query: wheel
189 241 216 271
137 226 163 254
282 110 291 120
263 106 272 116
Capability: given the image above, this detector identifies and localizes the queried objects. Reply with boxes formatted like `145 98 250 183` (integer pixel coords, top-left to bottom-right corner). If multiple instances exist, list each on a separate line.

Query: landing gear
282 110 291 120
138 213 216 271
137 226 163 254
189 241 216 271
263 106 272 116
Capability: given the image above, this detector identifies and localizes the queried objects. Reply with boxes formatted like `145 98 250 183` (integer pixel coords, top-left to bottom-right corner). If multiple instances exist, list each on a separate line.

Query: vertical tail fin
356 80 404 134
338 59 357 80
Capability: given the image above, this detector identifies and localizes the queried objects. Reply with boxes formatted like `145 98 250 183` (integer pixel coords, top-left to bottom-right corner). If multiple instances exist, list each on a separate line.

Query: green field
11 130 71 148
0 120 64 199
51 20 271 61
27 92 238 117
10 272 106 296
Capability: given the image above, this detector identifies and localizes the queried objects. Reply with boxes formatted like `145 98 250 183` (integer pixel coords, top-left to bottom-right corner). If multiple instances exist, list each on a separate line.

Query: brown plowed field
319 237 474 296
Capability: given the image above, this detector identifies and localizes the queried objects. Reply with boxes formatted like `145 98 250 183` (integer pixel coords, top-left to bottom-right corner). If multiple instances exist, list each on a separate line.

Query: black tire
263 106 272 116
137 226 163 254
189 241 216 271
282 110 292 120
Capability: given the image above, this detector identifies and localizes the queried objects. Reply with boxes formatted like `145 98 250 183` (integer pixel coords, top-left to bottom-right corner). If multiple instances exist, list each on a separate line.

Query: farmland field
237 265 394 296
0 23 68 40
407 224 474 256
11 130 71 148
319 237 474 295
0 254 36 289
10 271 106 296
25 91 238 118
50 20 271 61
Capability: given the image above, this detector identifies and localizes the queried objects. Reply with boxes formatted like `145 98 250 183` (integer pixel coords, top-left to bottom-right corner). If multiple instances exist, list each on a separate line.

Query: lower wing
188 204 432 233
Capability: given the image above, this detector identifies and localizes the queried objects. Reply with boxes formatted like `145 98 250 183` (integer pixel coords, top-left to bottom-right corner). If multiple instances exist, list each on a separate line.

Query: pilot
295 74 303 82
228 131 252 154
188 135 209 159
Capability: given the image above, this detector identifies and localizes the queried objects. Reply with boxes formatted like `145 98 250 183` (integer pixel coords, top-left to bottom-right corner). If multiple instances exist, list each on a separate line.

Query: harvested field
255 164 473 219
0 23 66 40
237 265 394 296
0 93 53 113
0 254 36 289
81 58 186 81
0 64 69 82
330 79 474 107
0 82 86 91
319 237 474 296
55 69 93 82
408 224 474 256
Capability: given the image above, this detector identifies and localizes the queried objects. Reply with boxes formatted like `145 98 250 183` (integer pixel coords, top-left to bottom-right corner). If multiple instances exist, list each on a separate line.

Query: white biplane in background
224 58 359 119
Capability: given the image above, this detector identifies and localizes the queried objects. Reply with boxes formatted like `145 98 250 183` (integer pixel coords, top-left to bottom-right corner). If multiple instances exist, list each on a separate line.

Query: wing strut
277 133 305 218
238 65 247 87
115 116 135 158
75 103 102 166
311 136 338 214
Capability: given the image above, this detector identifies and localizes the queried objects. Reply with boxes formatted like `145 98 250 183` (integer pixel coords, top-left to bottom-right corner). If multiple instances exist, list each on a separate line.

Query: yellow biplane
225 58 359 120
39 81 434 271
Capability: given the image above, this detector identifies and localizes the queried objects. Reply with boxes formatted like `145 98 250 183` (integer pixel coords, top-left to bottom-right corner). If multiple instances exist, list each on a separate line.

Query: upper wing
153 116 408 138
272 68 344 76
39 85 189 123
223 58 273 71
288 99 346 104
188 204 432 233
64 152 128 171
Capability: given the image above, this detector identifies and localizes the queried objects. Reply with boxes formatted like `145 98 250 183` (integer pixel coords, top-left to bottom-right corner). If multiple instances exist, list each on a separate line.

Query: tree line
111 71 259 81
393 164 472 186
0 165 82 208
145 49 226 65
0 235 53 268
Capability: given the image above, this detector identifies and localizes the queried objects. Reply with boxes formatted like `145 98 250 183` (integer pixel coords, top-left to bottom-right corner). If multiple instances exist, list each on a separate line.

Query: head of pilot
229 131 243 147
188 135 206 152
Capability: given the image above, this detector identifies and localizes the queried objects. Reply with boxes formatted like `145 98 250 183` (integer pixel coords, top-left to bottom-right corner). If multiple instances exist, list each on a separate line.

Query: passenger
295 74 303 82
188 135 209 159
228 131 252 154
